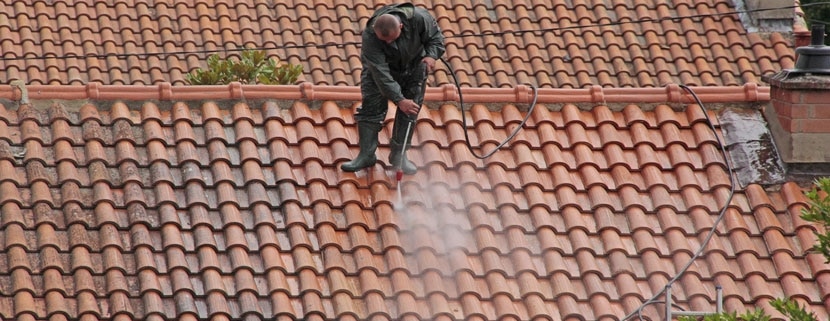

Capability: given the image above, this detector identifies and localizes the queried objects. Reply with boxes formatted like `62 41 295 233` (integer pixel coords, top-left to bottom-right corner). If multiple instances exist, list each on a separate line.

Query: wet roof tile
0 0 799 88
0 0 823 319
0 95 828 321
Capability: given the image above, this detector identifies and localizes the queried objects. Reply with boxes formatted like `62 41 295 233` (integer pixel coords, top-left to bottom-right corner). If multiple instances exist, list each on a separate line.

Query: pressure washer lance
394 121 412 210
395 64 429 210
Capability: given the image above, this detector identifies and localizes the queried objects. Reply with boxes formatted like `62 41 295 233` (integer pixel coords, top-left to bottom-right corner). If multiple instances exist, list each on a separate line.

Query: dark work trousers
355 63 427 125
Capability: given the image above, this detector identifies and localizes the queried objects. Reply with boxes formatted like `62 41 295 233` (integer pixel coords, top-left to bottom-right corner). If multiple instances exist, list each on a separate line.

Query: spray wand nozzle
394 118 413 211
394 63 429 210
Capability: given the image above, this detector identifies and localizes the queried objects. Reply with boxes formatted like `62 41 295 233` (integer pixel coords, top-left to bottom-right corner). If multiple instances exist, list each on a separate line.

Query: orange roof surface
0 0 796 88
0 84 827 321
0 1 828 321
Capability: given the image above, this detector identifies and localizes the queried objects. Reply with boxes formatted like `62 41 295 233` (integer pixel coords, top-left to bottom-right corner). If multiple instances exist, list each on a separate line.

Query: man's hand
397 99 421 115
422 57 436 72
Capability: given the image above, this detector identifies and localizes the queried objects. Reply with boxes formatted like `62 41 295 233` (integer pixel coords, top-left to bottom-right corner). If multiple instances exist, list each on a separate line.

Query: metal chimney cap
791 24 830 75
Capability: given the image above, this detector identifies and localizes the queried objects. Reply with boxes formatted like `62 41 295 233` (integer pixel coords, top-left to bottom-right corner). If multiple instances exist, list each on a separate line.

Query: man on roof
340 2 446 175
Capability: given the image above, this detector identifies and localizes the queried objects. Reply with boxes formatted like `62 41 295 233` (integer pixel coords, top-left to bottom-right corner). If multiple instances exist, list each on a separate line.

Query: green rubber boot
389 113 418 175
341 121 382 172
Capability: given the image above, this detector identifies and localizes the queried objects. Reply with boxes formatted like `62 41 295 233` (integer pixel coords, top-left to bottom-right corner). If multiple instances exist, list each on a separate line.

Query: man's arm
420 10 446 60
416 9 445 72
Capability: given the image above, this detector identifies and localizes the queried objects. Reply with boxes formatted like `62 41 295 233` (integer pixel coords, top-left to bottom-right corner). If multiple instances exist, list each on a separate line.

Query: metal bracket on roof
10 80 29 105
665 285 723 320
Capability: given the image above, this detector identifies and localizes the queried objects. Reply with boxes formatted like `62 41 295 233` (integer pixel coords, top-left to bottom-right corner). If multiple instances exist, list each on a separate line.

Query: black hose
438 57 539 159
621 84 736 321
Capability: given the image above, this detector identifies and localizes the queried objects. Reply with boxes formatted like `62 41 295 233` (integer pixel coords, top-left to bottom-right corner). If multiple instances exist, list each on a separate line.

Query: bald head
373 14 402 38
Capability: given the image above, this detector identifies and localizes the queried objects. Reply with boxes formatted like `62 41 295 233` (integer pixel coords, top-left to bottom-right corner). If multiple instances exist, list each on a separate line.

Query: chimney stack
762 24 830 165
745 0 795 31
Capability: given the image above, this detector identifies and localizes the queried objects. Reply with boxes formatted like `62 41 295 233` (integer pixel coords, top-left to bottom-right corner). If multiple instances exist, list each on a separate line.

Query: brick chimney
763 24 830 164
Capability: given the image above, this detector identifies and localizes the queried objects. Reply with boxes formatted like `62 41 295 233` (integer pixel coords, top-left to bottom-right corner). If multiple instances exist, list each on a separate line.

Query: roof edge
0 82 770 105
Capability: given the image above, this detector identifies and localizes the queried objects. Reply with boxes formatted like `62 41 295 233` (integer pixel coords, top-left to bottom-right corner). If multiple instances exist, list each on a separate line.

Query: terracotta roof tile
0 0 824 320
0 0 798 87
5 93 827 320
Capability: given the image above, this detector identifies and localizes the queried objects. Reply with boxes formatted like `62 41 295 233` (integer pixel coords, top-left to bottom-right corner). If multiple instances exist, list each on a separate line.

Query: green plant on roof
675 297 818 321
770 297 819 321
676 309 768 321
676 178 830 321
801 177 830 263
185 49 303 85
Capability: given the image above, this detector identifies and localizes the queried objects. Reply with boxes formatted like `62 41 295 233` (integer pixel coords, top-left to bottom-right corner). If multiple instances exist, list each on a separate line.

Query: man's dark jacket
361 3 446 104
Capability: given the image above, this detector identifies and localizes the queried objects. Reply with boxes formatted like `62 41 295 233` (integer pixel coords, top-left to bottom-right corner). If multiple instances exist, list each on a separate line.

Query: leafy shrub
677 177 829 321
801 177 830 262
185 49 303 85
676 309 769 321
676 297 818 321
770 298 819 321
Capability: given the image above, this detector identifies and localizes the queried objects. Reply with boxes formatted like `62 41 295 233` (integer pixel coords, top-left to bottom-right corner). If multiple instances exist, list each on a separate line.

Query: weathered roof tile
0 1 827 320
0 0 799 87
